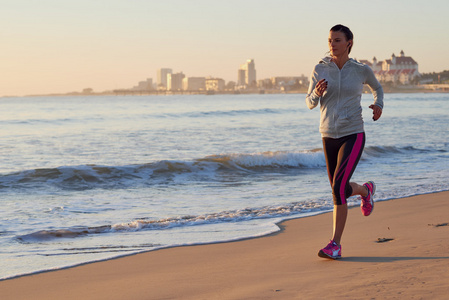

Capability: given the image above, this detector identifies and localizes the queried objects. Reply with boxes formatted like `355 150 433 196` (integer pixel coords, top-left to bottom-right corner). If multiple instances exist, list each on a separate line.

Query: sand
1 191 448 299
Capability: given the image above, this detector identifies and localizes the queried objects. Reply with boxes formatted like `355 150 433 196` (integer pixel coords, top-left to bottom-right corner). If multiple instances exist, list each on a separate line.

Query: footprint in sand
428 223 449 227
376 238 394 243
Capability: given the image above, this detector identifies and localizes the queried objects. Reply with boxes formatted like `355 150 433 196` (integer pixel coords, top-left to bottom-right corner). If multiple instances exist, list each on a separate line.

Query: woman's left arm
369 104 383 121
364 65 384 121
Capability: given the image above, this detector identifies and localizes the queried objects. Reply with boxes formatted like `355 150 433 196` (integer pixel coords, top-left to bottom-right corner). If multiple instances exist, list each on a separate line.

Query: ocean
1 93 448 280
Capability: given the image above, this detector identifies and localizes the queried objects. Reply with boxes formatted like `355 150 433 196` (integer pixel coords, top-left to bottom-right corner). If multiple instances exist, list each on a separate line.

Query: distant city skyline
129 50 422 93
1 0 448 96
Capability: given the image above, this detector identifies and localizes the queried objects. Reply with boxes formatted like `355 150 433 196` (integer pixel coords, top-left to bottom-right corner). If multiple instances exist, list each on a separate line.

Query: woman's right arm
306 69 325 110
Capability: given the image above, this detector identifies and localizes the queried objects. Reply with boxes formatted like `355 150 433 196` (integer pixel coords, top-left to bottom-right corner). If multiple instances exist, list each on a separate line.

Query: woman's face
328 31 350 57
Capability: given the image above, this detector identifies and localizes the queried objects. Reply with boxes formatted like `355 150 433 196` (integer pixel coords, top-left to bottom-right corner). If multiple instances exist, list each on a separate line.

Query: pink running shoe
318 240 341 259
361 181 376 216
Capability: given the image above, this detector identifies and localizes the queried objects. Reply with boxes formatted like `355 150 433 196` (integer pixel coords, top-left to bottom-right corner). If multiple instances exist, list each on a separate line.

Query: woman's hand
314 79 328 97
369 104 382 121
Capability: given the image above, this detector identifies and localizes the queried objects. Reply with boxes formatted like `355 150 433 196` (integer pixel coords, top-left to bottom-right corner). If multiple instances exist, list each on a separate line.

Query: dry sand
1 191 448 299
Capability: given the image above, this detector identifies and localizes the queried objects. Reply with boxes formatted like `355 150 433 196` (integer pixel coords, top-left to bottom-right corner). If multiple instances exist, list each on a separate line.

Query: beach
1 191 448 299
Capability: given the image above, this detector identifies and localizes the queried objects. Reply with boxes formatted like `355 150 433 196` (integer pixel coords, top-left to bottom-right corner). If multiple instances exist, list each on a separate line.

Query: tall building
167 72 185 91
157 68 173 88
238 59 257 87
237 69 246 86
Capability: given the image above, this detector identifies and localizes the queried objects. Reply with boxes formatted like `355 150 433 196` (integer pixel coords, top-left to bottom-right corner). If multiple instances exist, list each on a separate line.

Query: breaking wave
0 146 437 191
17 198 329 242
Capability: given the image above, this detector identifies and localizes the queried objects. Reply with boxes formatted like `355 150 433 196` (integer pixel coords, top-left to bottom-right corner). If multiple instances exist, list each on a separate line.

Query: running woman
305 24 384 259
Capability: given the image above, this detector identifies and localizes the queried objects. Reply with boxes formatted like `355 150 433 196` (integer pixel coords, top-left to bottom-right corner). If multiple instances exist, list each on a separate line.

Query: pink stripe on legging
339 133 364 204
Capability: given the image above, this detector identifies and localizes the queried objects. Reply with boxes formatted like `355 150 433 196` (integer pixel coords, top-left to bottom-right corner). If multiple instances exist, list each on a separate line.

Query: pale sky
1 0 448 96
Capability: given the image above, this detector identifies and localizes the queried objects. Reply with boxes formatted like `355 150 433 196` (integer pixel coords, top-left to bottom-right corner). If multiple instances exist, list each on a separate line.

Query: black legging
322 132 365 205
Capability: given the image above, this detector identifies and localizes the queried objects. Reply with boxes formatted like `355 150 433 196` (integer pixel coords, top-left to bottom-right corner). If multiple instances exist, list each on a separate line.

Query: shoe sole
368 181 376 214
318 250 341 260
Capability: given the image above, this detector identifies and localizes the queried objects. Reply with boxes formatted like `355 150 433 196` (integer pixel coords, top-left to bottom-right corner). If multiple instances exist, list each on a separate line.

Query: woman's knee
332 183 352 205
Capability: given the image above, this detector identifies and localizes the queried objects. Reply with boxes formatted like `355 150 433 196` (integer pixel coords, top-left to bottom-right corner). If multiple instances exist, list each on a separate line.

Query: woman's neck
331 55 349 69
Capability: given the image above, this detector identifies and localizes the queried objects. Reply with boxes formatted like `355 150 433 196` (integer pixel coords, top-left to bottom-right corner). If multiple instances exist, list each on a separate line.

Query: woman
305 24 384 259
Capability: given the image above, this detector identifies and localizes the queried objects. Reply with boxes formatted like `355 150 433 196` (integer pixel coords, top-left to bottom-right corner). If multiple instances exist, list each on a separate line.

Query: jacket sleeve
364 65 384 109
305 67 321 110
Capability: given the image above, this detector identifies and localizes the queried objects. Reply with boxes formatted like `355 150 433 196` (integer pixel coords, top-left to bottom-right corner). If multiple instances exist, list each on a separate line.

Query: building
157 68 173 88
205 77 225 91
167 72 185 91
238 59 257 87
182 77 206 91
360 51 419 84
257 78 273 89
359 57 382 72
269 76 308 88
132 78 153 91
237 69 246 86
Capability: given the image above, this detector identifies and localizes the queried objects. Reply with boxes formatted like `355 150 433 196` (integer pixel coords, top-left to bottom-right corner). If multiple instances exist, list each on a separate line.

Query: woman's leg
350 182 368 197
332 203 347 245
331 183 369 244
324 133 365 245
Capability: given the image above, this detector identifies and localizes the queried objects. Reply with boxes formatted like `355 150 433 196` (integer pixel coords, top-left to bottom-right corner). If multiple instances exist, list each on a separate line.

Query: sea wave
158 107 294 119
363 145 444 156
0 108 293 128
0 150 325 191
0 146 436 191
16 198 329 242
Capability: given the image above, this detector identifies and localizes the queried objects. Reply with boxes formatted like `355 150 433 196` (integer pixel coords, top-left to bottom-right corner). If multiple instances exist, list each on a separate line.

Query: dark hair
330 24 354 54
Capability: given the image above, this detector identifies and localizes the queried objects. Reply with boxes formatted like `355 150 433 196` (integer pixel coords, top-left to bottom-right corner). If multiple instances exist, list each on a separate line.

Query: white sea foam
222 150 326 168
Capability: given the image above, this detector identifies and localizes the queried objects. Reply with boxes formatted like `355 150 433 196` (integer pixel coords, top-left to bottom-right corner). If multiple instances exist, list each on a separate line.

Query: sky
1 0 448 96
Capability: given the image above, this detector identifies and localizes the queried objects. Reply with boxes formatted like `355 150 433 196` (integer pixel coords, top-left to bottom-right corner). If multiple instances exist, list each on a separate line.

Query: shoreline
2 191 449 299
2 88 448 98
1 190 443 282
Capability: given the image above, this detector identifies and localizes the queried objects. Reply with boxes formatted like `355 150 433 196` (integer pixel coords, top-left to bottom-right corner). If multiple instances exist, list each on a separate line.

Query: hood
319 57 357 66
319 56 333 64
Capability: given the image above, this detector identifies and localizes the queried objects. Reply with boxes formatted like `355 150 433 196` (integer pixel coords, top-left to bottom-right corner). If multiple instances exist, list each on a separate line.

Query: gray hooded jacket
306 57 384 138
